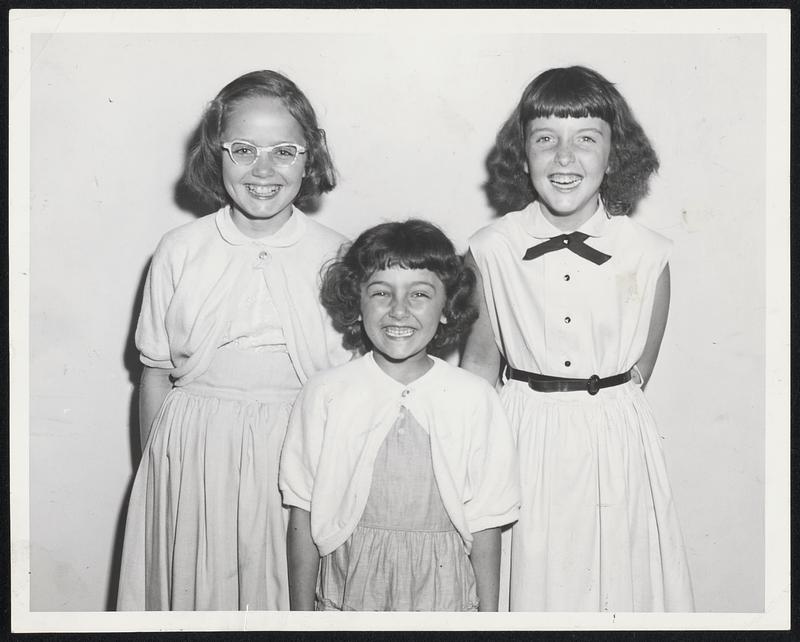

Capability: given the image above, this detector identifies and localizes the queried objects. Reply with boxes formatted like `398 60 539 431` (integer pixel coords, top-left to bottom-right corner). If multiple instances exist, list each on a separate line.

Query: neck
539 199 599 233
229 206 293 238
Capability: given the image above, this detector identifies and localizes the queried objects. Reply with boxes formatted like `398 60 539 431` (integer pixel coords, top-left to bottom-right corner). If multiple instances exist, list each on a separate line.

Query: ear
440 313 448 325
523 160 529 175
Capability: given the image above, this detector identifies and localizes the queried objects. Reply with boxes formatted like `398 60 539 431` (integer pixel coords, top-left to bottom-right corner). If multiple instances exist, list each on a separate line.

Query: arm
280 382 327 611
287 507 320 611
138 365 173 451
460 251 503 387
636 264 671 389
469 526 501 611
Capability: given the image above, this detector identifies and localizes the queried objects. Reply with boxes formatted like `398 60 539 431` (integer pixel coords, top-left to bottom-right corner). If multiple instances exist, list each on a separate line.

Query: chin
374 341 425 362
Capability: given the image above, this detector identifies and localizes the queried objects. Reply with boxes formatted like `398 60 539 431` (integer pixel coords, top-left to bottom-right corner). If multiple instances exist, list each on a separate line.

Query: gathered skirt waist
177 343 301 403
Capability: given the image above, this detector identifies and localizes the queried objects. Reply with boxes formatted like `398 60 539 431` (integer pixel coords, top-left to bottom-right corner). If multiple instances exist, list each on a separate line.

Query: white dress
469 201 694 612
117 208 349 611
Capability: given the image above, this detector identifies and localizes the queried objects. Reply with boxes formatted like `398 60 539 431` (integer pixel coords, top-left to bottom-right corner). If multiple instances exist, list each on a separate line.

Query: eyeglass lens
228 142 300 166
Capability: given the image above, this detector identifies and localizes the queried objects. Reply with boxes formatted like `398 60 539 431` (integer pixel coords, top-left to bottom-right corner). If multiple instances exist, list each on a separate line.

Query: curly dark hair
182 70 336 212
321 220 477 356
486 65 659 217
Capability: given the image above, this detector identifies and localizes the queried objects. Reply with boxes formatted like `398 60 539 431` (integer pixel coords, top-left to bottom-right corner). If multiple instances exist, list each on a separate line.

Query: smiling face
221 95 307 237
360 267 447 384
524 116 612 230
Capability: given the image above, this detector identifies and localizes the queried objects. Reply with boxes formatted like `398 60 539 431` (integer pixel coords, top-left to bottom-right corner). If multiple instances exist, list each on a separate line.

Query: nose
555 140 575 166
251 153 277 176
388 297 409 319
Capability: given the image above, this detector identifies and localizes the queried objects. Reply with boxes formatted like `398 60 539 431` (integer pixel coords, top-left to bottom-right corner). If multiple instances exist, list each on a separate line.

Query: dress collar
215 205 307 247
522 200 611 240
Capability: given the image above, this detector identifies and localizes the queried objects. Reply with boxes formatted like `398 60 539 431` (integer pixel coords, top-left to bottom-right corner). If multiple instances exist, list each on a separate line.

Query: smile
383 326 416 338
245 184 281 198
548 174 583 190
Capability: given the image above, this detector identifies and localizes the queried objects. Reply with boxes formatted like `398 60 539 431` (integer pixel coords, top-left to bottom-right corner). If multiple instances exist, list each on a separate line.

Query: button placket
397 391 410 434
551 251 575 374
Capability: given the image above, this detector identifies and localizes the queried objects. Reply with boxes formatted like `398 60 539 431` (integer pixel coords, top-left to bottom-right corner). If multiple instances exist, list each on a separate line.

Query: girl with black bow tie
461 66 694 613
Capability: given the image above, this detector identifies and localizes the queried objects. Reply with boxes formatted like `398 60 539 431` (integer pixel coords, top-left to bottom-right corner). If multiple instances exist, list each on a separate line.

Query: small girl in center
279 220 520 611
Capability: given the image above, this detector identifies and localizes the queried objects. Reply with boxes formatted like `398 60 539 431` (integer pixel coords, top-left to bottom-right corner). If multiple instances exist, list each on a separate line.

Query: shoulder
469 205 531 252
613 215 673 256
297 211 349 251
303 354 367 391
152 212 218 259
430 359 499 400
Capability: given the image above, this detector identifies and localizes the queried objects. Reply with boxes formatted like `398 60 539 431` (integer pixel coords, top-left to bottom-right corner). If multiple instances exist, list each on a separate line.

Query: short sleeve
463 385 521 533
134 237 175 369
279 378 328 511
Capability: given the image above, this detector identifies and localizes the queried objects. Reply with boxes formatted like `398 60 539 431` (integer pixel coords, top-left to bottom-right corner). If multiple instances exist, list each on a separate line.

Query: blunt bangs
519 66 618 127
353 222 456 284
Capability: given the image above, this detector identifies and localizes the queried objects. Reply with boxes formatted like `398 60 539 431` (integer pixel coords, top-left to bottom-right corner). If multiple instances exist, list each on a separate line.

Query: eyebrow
226 139 304 146
528 127 606 136
366 280 437 288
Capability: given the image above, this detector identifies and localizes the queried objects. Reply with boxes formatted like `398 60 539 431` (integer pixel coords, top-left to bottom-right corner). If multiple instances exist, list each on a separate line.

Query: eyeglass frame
221 140 308 167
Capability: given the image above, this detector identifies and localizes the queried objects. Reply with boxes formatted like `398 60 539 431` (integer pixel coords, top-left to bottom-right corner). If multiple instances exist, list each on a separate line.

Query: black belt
506 366 631 395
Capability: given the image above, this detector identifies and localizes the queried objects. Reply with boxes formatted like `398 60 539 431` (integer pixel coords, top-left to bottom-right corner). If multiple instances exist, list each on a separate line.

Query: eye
273 145 297 159
410 290 431 299
369 289 388 298
577 135 596 144
531 134 557 149
229 142 257 158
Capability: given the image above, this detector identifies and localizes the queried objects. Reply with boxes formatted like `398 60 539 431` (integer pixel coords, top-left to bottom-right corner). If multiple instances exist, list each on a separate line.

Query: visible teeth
384 327 414 338
246 184 280 197
550 175 581 186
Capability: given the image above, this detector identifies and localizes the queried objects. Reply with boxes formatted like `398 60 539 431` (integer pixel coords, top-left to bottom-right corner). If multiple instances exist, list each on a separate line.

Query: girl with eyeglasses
461 66 694 611
117 70 351 611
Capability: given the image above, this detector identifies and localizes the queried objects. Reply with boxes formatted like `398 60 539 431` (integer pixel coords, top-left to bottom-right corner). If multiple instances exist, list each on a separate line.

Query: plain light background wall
25 26 767 613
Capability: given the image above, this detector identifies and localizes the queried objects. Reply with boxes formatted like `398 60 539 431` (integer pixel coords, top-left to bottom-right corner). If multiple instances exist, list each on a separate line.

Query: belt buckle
587 374 600 395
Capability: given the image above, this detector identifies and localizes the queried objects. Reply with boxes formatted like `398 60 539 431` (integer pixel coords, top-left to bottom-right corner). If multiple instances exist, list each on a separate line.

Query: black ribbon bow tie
523 231 611 265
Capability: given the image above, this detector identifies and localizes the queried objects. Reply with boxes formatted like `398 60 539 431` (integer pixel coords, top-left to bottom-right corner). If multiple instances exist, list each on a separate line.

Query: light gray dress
316 408 479 611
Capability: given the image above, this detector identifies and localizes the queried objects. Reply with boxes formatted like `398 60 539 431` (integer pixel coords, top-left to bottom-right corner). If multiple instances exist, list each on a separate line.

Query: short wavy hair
486 65 659 216
321 220 477 356
183 70 336 212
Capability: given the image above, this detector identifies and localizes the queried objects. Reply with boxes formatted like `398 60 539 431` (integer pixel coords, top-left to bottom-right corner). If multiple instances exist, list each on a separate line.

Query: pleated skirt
117 345 301 611
504 380 694 612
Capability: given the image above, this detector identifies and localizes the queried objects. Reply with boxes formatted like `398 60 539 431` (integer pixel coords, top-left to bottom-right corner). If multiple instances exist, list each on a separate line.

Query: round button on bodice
563 274 571 281
564 316 571 324
565 360 571 367
258 250 269 260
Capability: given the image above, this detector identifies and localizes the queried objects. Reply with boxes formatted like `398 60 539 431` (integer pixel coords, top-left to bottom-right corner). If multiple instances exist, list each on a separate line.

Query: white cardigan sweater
135 206 351 386
279 353 520 556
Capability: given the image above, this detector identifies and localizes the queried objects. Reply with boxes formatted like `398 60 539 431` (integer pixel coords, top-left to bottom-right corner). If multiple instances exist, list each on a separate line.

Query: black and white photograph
9 8 790 632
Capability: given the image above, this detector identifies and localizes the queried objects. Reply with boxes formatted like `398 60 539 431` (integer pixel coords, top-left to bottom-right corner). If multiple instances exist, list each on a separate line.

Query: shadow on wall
105 259 150 611
172 121 325 219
